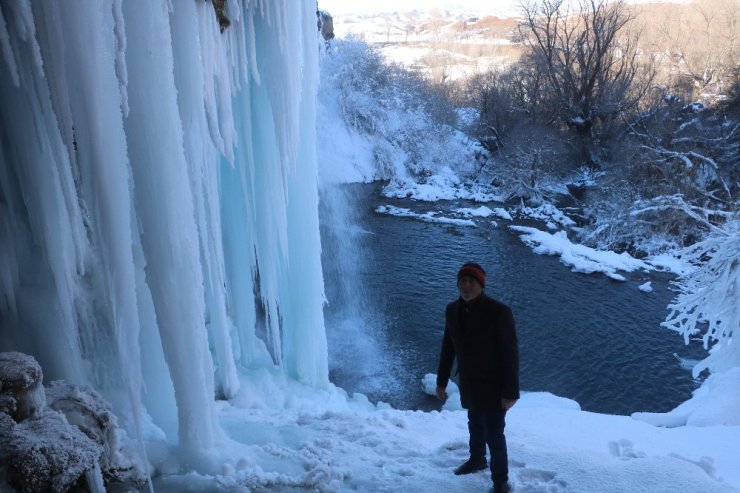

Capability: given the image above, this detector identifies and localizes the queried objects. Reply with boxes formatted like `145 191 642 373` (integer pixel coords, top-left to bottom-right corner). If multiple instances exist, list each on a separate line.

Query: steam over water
321 183 706 415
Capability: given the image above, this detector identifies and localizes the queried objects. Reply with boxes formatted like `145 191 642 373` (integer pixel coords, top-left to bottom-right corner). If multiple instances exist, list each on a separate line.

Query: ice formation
0 0 327 473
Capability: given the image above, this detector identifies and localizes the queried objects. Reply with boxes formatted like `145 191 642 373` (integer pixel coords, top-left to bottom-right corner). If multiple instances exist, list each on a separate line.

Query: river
320 183 706 415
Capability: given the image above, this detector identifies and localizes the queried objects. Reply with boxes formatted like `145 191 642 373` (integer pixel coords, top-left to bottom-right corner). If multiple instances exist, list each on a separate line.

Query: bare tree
424 49 453 84
467 61 550 152
626 93 738 202
644 0 740 99
519 0 655 163
402 11 418 43
428 9 446 45
383 13 394 43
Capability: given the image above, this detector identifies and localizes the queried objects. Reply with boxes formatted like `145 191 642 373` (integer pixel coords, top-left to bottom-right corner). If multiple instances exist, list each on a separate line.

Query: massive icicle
0 0 328 466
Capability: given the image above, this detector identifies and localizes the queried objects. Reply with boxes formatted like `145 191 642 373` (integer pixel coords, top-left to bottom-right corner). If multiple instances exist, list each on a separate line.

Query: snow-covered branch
663 223 740 377
628 195 726 234
671 121 740 145
638 144 733 199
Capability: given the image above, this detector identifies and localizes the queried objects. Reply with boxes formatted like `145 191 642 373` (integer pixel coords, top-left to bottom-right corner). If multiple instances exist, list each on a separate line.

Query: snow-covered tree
581 91 739 256
319 37 477 180
663 222 740 377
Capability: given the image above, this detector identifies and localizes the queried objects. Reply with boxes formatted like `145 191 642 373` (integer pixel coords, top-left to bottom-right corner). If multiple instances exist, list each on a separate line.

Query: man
436 262 520 493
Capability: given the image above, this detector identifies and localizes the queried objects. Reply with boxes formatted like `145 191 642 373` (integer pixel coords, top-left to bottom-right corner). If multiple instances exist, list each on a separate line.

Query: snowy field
318 0 521 80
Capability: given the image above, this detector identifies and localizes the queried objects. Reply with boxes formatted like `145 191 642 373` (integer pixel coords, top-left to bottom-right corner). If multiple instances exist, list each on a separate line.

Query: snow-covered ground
148 371 740 492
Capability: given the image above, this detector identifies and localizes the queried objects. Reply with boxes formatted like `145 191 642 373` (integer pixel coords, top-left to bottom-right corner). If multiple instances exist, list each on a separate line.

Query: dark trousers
467 408 508 483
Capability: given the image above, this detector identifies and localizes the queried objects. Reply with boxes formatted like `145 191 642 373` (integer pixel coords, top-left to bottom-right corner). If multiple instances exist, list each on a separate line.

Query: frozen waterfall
0 0 327 461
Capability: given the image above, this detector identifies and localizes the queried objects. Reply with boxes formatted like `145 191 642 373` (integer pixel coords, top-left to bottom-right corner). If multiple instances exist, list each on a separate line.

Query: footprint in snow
608 439 646 460
513 467 568 492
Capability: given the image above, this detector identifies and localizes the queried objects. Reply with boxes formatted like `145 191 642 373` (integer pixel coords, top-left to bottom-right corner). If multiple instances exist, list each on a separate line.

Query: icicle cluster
0 0 327 461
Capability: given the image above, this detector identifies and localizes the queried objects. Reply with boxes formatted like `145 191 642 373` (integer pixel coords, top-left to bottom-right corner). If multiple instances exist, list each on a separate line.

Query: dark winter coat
436 293 520 411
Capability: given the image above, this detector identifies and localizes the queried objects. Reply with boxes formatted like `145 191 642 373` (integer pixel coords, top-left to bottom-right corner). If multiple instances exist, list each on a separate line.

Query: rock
0 353 148 491
46 382 145 486
0 393 17 415
0 410 103 493
0 352 47 421
211 0 230 32
46 383 118 456
317 10 334 41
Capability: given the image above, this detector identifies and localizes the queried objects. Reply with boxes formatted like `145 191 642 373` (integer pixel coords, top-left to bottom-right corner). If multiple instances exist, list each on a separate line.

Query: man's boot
491 481 511 493
453 456 487 475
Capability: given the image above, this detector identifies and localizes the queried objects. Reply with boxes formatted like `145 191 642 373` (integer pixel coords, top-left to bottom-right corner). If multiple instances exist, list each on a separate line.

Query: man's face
458 275 482 302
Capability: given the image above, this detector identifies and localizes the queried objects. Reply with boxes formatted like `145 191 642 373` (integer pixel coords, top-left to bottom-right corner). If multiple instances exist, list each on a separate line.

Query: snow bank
518 203 576 229
376 205 477 227
453 205 513 221
510 226 653 281
633 368 740 428
382 175 505 202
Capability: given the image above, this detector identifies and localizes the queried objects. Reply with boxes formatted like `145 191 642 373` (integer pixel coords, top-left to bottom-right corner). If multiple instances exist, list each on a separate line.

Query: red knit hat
457 262 486 288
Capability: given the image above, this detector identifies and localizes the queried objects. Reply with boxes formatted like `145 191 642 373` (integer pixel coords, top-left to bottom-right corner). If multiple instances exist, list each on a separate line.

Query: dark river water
320 183 706 415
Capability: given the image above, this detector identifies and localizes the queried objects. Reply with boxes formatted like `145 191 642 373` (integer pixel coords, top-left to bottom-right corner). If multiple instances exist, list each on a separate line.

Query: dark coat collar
458 292 486 308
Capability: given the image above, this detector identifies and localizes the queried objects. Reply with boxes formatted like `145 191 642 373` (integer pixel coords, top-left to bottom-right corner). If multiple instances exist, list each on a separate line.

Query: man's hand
435 386 448 401
502 398 517 411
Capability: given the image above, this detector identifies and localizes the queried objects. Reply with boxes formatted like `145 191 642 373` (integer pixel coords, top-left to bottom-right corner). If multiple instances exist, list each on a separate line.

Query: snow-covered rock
45 382 144 486
0 352 147 492
0 410 103 493
318 10 335 41
0 352 47 422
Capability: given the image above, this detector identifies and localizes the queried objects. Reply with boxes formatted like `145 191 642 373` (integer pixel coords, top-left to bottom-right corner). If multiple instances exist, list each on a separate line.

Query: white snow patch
518 203 576 229
646 252 695 276
638 281 653 293
383 175 504 202
376 205 477 227
510 226 653 281
454 205 495 217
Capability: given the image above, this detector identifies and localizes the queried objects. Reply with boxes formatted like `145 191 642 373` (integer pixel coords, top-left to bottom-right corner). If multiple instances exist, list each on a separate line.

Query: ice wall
0 0 327 460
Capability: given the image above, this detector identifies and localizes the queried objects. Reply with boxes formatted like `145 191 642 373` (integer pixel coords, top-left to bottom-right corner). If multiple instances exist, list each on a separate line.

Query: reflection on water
320 183 706 415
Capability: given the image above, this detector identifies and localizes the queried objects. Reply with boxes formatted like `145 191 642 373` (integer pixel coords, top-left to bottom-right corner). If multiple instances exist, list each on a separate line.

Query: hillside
324 6 522 81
